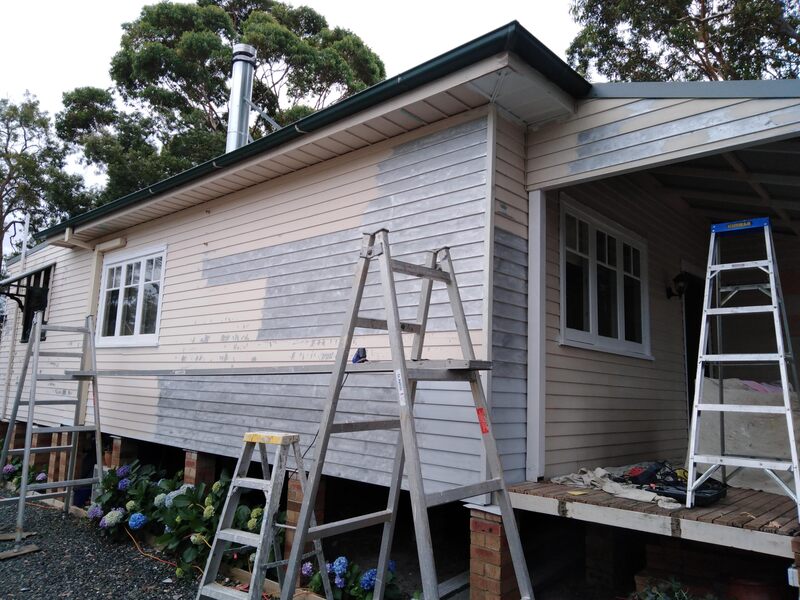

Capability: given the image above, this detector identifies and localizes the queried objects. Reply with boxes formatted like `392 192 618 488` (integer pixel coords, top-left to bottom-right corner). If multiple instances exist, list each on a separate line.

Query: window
97 247 165 347
560 199 650 358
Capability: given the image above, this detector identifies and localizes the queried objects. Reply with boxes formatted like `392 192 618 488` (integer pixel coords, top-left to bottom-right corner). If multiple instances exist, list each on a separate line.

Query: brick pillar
110 436 138 469
470 509 519 600
285 477 326 557
183 450 216 487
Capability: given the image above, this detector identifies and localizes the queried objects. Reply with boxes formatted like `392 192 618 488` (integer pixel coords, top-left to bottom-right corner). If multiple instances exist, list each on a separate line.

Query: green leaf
182 545 199 564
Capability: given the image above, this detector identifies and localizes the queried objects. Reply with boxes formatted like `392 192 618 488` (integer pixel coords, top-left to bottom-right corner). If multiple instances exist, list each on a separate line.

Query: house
2 21 800 597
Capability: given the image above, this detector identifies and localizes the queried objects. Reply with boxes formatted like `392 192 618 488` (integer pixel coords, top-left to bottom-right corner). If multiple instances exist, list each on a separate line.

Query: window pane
121 287 138 336
102 290 119 336
623 244 631 274
145 258 153 282
565 250 589 332
578 220 589 254
596 231 606 263
607 235 617 267
624 275 643 343
152 256 162 281
597 265 618 338
565 214 577 250
632 247 641 277
140 282 160 334
125 262 141 286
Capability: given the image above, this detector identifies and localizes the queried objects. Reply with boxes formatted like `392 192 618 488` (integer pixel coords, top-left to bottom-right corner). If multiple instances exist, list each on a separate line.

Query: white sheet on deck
551 466 682 510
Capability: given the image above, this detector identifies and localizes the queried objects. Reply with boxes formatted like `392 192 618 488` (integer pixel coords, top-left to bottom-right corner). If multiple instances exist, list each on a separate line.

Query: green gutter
37 21 590 241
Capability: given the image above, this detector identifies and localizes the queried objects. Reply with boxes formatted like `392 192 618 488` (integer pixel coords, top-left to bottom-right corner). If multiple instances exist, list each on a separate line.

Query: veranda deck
509 481 798 558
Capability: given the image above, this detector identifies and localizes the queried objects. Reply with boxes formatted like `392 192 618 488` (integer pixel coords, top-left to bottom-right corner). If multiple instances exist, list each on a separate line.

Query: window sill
96 337 160 349
558 337 655 362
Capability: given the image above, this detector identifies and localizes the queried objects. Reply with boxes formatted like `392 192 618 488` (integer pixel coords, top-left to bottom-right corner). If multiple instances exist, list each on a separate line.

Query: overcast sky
0 0 579 117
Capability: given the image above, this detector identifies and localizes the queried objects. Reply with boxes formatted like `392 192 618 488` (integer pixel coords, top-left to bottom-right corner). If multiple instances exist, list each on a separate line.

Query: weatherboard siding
544 177 708 476
526 97 800 189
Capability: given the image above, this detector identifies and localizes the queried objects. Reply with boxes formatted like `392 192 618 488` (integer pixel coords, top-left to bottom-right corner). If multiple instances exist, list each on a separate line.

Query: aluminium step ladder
279 229 534 600
0 312 104 554
197 432 333 600
686 218 800 518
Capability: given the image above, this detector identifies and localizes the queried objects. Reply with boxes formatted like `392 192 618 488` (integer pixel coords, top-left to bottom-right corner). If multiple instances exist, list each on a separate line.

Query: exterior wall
543 176 708 476
526 97 800 190
1 112 501 493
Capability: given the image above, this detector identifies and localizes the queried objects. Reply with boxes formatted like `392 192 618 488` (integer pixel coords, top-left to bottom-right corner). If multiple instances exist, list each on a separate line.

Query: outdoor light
666 272 689 299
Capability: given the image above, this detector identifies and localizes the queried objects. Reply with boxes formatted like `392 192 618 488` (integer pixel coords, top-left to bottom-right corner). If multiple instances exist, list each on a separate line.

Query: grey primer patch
156 118 494 486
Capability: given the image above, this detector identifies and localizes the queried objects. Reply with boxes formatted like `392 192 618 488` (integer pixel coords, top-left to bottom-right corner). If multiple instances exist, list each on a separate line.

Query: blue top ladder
686 218 800 519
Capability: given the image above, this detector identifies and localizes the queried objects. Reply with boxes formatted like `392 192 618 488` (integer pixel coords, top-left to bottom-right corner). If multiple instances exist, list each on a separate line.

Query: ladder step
232 477 272 492
425 478 504 508
330 419 400 434
697 403 786 414
700 353 782 363
390 259 451 282
41 325 89 334
37 374 93 381
32 425 95 434
692 454 793 471
8 445 73 455
198 583 248 600
216 527 262 546
38 351 84 358
706 305 775 315
20 399 79 406
0 491 67 505
709 259 770 272
355 317 421 334
720 283 771 294
26 477 98 491
307 509 393 540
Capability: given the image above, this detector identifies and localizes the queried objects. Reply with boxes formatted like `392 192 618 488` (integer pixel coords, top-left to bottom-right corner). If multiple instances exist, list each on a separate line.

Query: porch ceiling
649 136 800 236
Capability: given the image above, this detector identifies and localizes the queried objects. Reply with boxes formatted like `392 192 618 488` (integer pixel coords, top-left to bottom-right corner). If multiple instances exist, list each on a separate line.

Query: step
8 445 73 455
705 305 775 315
0 491 67 505
330 419 400 434
38 352 84 359
36 374 93 381
32 425 95 435
20 399 79 406
709 260 771 273
232 477 272 492
697 403 787 414
720 283 771 294
26 477 98 492
307 509 393 540
41 325 89 334
390 259 451 282
354 317 421 334
692 454 793 471
700 353 782 363
198 583 248 600
425 478 504 508
217 528 261 546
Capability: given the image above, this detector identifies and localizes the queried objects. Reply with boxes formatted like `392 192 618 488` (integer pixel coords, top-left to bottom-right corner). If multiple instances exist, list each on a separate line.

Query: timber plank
746 497 797 531
727 492 790 529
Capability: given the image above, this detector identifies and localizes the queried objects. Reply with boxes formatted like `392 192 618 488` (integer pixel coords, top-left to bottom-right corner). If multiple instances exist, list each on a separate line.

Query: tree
0 96 92 264
568 0 800 81
59 0 385 205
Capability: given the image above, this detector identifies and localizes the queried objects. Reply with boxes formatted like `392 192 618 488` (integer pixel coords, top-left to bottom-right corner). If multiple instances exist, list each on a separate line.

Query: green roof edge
36 21 590 241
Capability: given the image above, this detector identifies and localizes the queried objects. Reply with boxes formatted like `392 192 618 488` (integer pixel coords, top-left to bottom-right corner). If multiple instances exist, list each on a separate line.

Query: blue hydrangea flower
301 562 313 577
116 465 131 478
35 472 47 482
360 568 377 591
128 512 148 530
334 575 345 589
388 559 397 574
332 556 348 576
117 478 131 491
164 525 172 534
326 562 332 574
87 504 103 520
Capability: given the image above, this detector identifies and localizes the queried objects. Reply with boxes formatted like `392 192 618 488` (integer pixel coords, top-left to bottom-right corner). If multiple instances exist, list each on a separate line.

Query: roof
36 21 590 242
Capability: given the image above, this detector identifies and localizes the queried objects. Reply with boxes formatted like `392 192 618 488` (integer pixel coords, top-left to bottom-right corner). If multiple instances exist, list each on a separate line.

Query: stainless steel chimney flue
225 43 257 153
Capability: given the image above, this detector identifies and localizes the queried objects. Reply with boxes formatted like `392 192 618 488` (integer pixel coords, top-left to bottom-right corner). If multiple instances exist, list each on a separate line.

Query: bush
630 579 717 600
306 555 403 600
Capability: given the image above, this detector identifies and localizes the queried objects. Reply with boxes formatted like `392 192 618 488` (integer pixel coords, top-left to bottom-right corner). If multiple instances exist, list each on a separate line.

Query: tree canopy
58 0 385 205
568 0 800 81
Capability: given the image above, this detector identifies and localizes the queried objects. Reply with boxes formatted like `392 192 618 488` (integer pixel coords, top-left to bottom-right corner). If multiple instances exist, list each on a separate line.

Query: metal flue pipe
225 43 257 152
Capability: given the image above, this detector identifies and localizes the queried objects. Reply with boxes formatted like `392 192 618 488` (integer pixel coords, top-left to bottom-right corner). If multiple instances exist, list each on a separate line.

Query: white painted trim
526 189 547 481
509 492 793 558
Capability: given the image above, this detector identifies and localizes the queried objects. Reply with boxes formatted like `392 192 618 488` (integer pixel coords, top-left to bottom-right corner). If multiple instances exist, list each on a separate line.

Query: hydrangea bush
306 555 403 600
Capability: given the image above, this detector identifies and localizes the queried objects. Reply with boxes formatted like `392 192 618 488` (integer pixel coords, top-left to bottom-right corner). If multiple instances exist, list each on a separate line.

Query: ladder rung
720 284 771 293
27 477 98 491
37 374 93 381
330 419 400 434
425 478 504 508
0 491 67 505
20 399 79 406
38 351 84 358
217 527 261 546
700 353 782 363
390 259 451 282
32 425 95 434
8 445 73 455
697 403 786 414
41 325 89 334
307 509 393 540
710 260 770 272
706 305 775 315
199 583 248 600
232 477 272 492
355 317 421 334
692 454 793 471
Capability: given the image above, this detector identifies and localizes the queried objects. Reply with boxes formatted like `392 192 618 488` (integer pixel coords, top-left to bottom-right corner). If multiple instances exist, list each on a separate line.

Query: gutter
36 21 590 241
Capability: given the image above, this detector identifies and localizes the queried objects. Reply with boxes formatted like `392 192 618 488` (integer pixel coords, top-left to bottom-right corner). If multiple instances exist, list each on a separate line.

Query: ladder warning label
394 370 407 406
476 407 489 434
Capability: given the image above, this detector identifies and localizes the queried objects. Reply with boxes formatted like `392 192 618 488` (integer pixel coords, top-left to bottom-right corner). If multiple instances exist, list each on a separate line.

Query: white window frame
559 198 652 360
96 245 166 348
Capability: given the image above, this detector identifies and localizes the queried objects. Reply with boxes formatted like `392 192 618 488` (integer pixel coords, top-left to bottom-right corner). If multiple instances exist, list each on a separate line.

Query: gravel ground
0 495 196 600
